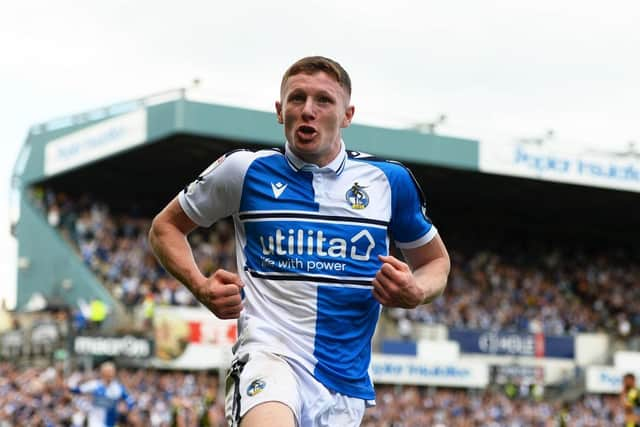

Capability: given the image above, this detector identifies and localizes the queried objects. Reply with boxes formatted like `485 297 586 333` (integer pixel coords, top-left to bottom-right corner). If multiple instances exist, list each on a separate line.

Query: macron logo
271 182 288 199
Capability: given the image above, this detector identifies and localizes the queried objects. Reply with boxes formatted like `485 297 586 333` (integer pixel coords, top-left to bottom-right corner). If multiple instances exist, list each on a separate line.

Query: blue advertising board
448 329 574 359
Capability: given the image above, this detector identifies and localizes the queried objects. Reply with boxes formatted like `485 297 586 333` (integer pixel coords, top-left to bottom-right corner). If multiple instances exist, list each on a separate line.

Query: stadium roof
15 88 478 187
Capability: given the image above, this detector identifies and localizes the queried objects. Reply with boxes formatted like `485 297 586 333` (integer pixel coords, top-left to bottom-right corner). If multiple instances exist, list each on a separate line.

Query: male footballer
149 56 450 426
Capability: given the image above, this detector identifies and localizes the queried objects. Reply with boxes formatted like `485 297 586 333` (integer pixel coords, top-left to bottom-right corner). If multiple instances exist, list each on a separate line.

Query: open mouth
296 125 318 140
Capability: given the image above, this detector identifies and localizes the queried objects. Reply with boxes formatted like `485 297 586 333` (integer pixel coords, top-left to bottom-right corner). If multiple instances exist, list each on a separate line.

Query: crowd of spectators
0 362 626 427
396 246 640 337
363 385 624 427
0 362 225 427
31 188 235 312
32 188 640 337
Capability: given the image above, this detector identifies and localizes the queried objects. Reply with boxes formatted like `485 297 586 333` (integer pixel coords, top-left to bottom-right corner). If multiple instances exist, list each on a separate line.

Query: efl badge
346 182 369 209
184 155 225 195
201 154 226 177
247 379 266 397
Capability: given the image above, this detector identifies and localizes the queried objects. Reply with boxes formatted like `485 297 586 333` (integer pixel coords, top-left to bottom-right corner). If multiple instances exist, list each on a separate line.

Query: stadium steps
16 198 128 332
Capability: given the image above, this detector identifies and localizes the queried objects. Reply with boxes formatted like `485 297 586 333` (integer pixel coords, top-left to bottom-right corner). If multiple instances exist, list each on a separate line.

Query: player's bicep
388 165 436 248
401 233 449 271
154 197 199 235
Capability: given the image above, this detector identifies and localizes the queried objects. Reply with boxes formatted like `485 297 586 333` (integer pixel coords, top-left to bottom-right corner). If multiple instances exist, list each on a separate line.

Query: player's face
276 71 354 167
101 365 115 383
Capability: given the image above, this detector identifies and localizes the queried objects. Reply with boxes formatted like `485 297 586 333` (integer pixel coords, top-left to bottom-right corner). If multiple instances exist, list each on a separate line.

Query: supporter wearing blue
149 56 450 427
69 362 135 427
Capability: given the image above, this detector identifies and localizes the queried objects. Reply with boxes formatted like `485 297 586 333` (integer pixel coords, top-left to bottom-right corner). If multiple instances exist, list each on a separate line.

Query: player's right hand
194 269 244 319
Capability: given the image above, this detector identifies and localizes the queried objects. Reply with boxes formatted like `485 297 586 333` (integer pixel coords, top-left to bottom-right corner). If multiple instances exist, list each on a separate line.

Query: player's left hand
372 254 425 308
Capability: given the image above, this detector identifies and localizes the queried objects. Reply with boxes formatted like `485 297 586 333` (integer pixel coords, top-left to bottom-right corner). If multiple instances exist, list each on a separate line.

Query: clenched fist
194 269 244 319
372 254 425 308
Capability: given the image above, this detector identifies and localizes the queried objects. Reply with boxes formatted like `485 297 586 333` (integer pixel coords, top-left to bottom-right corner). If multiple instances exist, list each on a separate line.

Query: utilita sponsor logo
259 228 375 261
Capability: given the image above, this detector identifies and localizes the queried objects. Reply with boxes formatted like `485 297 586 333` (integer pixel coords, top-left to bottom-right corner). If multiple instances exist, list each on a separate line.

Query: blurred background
1 1 639 426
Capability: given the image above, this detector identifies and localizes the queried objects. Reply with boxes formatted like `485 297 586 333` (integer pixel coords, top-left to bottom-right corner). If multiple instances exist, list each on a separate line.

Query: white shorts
225 351 367 427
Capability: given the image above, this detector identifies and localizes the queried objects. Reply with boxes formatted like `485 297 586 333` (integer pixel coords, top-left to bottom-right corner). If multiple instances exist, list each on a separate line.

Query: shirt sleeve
76 379 99 394
178 150 253 227
387 163 437 249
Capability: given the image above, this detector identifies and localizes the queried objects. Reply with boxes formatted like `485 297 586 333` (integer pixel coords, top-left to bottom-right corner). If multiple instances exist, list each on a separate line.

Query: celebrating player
69 361 135 427
149 56 450 427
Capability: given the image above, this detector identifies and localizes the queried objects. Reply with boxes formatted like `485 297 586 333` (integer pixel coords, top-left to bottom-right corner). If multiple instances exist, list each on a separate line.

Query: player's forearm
148 221 206 292
412 256 450 305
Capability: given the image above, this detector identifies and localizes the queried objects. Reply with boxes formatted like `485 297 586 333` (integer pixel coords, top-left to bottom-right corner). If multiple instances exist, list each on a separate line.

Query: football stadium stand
29 187 640 338
6 89 640 425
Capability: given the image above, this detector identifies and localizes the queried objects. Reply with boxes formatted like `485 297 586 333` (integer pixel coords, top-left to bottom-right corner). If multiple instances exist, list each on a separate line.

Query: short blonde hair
280 56 351 98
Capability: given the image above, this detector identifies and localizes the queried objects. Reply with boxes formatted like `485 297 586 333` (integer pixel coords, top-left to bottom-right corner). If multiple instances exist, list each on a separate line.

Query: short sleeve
78 379 99 394
387 163 437 248
178 150 252 227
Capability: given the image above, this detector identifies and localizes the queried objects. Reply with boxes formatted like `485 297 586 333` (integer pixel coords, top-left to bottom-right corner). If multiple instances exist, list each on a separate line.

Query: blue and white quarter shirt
178 141 437 401
71 380 134 427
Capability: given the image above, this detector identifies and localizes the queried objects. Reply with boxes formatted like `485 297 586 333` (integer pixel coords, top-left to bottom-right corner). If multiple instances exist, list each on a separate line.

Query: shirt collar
284 140 347 175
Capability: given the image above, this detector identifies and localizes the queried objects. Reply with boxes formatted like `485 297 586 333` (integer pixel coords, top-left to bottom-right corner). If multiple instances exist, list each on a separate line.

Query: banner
151 306 237 370
0 320 64 360
44 109 147 176
614 351 640 371
73 335 153 359
371 354 489 388
586 366 640 394
448 329 574 359
479 142 640 193
493 365 544 385
0 330 26 359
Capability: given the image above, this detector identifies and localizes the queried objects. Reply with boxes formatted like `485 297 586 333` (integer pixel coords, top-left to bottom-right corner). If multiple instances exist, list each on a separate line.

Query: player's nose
301 98 315 120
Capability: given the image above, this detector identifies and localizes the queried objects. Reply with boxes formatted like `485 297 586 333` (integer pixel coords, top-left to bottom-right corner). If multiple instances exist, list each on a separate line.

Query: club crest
346 182 369 209
247 379 266 397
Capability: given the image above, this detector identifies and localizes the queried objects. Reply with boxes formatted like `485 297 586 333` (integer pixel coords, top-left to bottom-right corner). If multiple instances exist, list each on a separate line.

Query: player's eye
317 96 333 104
289 94 305 103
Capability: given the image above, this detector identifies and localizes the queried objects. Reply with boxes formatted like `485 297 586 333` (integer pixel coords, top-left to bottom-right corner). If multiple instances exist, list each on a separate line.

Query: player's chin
292 140 318 153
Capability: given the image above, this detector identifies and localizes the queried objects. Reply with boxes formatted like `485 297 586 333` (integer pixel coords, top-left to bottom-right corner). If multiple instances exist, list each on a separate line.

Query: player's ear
275 101 283 124
341 105 355 128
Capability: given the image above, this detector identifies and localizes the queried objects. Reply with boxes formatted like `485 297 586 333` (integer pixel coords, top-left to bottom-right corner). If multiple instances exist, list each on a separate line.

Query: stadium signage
30 322 61 356
151 306 236 369
0 330 25 359
73 335 153 358
44 110 147 176
449 329 575 358
614 351 640 371
479 142 640 193
371 354 489 388
493 365 543 384
478 331 537 355
0 320 65 360
586 366 640 394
